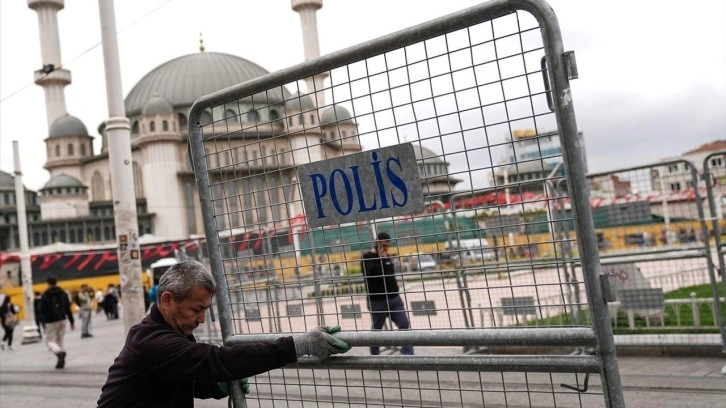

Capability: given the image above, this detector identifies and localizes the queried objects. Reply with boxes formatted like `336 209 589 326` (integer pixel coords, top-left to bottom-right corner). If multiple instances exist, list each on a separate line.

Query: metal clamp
600 272 616 303
563 51 578 80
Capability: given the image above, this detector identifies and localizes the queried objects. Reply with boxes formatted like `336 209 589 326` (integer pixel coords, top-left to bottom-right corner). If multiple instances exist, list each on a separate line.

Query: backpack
4 312 18 329
44 291 68 321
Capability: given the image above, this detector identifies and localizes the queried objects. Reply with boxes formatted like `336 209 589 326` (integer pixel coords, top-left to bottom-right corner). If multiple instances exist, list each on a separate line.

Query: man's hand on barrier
217 378 251 396
294 325 351 359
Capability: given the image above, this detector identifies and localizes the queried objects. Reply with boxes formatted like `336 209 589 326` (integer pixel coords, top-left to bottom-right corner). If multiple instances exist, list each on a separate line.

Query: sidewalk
1 315 724 407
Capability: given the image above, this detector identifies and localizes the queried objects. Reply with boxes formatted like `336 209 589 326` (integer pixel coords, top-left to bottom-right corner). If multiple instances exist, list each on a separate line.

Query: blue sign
297 143 424 228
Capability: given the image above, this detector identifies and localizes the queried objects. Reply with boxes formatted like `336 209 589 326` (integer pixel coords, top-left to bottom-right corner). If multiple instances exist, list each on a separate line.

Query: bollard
690 292 700 328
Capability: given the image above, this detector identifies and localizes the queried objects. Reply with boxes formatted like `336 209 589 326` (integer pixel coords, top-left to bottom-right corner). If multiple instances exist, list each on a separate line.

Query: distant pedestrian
34 291 46 337
40 276 75 369
77 284 94 338
1 295 19 351
147 277 159 313
104 284 119 320
94 288 105 315
361 232 414 355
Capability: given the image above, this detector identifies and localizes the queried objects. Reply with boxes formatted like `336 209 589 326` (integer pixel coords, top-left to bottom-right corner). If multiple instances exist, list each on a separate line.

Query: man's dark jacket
97 304 297 407
361 251 399 301
40 286 74 324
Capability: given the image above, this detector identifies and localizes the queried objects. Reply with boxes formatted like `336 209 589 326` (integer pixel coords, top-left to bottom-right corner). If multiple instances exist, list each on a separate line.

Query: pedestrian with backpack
40 276 75 369
1 294 19 351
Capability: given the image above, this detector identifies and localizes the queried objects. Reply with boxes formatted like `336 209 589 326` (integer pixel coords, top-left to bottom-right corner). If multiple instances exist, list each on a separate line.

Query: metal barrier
188 0 624 406
703 150 726 351
584 159 726 349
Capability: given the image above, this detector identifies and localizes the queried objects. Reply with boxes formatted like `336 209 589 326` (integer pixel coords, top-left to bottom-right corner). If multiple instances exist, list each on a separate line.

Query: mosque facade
0 0 460 252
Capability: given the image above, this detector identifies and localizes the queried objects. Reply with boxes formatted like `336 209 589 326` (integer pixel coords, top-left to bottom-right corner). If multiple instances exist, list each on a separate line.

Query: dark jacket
97 304 297 408
361 251 399 301
41 286 74 324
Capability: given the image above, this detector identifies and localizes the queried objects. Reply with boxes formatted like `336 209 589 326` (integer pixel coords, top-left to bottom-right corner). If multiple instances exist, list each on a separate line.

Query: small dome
285 93 315 112
412 145 445 163
0 170 15 190
320 105 354 125
142 95 174 115
49 114 89 138
42 174 85 190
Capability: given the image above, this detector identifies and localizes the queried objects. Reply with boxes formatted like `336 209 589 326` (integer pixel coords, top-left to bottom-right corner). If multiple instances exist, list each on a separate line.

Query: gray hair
158 260 216 300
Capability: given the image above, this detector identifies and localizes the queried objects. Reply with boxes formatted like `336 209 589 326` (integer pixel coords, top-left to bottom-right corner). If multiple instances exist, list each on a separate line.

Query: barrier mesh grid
190 3 620 407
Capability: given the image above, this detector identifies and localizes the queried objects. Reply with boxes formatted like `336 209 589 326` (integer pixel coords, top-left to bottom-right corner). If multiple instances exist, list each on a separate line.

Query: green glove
294 325 352 359
217 378 251 396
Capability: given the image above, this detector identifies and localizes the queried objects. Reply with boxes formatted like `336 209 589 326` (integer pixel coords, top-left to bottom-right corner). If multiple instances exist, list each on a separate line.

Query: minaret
28 0 71 128
291 0 327 106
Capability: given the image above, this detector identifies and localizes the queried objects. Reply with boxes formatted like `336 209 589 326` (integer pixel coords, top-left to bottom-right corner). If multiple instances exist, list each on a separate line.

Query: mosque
0 0 460 251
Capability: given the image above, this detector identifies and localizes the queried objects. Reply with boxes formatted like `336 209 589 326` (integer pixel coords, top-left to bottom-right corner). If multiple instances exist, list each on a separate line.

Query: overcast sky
1 0 725 191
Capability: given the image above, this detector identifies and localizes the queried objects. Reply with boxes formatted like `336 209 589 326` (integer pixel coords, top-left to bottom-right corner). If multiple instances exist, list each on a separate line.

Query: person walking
0 295 19 351
104 284 119 320
97 260 351 407
34 291 46 337
40 276 75 369
94 287 105 315
77 284 94 338
361 232 414 355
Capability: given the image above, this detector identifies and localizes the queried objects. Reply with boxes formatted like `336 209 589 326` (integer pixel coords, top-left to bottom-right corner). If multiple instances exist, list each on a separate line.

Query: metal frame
188 0 624 406
702 150 726 351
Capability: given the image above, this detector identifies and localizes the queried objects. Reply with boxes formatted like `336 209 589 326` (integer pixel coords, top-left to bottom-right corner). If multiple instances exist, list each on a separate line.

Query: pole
12 141 41 344
97 0 145 331
658 170 671 245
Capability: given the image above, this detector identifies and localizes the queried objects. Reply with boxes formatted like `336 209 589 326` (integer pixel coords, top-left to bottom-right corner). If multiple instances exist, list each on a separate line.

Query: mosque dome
320 105 354 125
0 170 15 191
49 114 89 138
125 52 282 116
141 95 174 115
412 145 446 164
285 92 315 112
42 174 85 190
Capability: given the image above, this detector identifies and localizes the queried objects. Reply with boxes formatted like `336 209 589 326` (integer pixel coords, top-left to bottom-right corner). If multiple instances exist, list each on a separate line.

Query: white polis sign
297 143 424 228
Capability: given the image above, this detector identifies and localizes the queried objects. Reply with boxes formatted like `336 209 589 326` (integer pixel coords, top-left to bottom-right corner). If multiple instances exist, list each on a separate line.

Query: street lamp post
97 0 145 330
13 141 42 344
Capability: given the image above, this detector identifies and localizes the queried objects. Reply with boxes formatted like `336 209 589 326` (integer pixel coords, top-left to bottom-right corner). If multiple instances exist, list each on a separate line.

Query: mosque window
200 111 213 125
287 117 292 126
68 143 74 156
92 171 105 201
133 162 144 198
55 144 61 157
225 109 238 122
342 130 347 137
150 121 156 132
310 114 315 124
270 110 280 121
178 113 187 127
162 120 169 131
247 110 259 123
80 143 86 156
298 114 304 126
132 121 139 134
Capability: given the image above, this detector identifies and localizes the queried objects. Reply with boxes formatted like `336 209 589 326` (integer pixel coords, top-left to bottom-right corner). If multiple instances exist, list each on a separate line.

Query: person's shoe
55 351 66 369
6 345 13 351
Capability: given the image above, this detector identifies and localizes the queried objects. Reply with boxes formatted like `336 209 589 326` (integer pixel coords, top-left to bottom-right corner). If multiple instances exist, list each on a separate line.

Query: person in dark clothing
361 232 413 355
33 291 45 337
97 260 351 408
40 276 75 369
1 295 18 351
